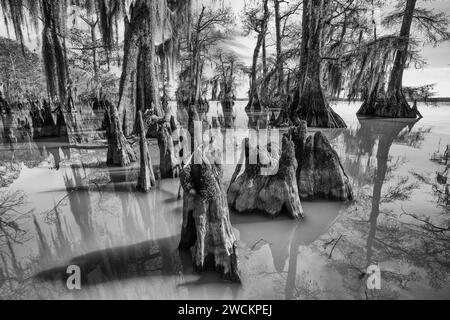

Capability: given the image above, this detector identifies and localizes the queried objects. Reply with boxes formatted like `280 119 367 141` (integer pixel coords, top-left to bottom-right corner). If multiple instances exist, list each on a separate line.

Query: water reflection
322 118 450 299
23 163 244 299
246 109 269 130
358 119 419 269
394 126 431 149
2 102 450 300
233 201 345 300
35 236 181 287
63 166 96 250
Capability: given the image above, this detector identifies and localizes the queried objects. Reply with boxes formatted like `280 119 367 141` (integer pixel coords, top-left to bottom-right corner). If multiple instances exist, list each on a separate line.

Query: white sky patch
404 67 450 97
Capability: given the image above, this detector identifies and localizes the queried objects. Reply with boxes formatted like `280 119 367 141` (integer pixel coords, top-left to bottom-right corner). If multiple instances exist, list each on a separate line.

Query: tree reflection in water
0 190 60 299
25 161 239 299
320 118 450 299
246 118 448 300
1 106 448 300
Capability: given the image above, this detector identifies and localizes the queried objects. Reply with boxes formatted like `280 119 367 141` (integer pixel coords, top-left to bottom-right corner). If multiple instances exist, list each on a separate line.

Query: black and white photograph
0 0 449 305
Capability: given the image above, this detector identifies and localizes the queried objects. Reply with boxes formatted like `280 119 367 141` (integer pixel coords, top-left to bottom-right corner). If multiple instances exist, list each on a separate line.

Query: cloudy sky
1 0 449 96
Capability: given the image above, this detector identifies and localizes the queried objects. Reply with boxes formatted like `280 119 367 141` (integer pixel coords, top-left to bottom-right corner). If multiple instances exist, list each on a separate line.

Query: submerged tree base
136 111 156 192
357 90 419 119
141 109 180 179
179 158 241 283
294 90 347 129
158 122 179 179
106 104 137 167
228 136 304 219
293 123 353 201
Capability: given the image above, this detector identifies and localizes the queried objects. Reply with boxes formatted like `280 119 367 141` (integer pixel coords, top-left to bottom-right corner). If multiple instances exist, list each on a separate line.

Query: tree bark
274 0 284 96
179 151 241 282
41 0 68 104
211 79 219 101
187 6 207 106
220 64 237 129
86 19 99 81
291 0 347 128
117 0 162 136
388 0 417 95
106 103 137 167
158 120 179 179
247 0 270 112
292 121 353 201
228 136 304 219
297 0 310 100
136 111 156 192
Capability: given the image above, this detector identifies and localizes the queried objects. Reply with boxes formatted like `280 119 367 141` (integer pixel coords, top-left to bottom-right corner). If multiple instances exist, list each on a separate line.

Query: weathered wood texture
179 151 240 282
292 122 353 201
228 136 304 219
136 111 156 192
106 103 137 167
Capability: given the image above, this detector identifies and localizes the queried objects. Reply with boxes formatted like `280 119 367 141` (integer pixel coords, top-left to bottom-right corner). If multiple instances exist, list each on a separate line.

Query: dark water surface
1 102 449 300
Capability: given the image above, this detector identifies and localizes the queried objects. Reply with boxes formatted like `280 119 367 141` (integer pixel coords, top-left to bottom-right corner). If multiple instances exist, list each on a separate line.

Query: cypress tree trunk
117 0 162 136
272 0 289 126
247 34 263 111
136 111 156 192
41 0 68 104
291 0 347 128
246 0 270 112
106 103 137 167
357 0 418 119
117 16 138 135
220 65 237 129
135 5 160 128
295 0 310 105
274 0 284 96
89 21 99 82
211 79 219 101
158 120 178 179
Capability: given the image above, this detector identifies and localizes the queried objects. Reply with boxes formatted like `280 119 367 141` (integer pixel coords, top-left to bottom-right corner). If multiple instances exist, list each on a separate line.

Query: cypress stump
227 135 304 219
136 111 156 192
179 149 240 282
291 121 353 201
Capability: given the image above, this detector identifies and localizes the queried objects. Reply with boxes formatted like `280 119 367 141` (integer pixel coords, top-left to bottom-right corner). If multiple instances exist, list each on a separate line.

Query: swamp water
1 102 449 300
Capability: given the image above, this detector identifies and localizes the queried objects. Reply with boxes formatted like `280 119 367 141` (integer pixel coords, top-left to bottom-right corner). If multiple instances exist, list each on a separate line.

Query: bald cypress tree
357 0 418 118
291 0 347 128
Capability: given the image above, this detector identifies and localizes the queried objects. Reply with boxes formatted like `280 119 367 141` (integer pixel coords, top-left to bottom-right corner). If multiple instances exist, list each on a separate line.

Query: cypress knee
136 111 156 192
